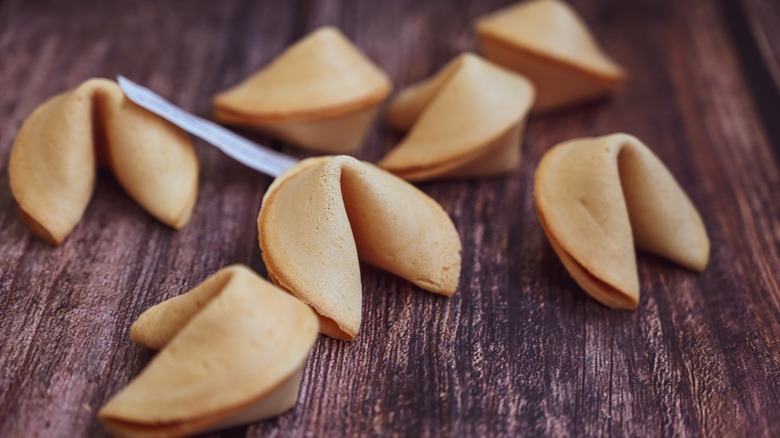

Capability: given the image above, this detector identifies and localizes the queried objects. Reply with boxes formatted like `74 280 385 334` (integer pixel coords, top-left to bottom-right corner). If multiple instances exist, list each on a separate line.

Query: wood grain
741 0 780 91
0 0 778 436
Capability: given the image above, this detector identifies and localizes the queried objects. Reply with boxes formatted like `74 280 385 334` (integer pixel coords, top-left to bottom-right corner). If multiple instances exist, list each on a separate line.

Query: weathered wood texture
0 0 778 436
741 0 780 91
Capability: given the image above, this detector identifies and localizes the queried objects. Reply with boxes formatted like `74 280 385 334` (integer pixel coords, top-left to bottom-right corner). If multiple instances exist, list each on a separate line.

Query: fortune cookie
534 133 710 309
258 156 461 341
9 78 198 245
475 0 627 113
99 265 319 437
378 53 535 182
213 26 392 153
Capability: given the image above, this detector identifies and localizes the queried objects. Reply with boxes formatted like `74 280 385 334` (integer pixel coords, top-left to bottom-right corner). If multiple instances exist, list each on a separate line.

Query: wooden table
1 0 778 436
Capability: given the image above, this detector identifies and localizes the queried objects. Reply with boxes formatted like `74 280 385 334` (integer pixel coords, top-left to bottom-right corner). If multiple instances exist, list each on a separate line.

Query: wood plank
740 0 780 92
722 0 780 166
0 0 777 436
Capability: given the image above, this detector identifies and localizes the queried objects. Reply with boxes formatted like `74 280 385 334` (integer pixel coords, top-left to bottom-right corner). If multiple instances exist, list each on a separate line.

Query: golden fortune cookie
213 26 392 153
476 0 627 113
258 156 462 341
99 265 319 437
9 78 199 245
534 133 710 309
379 53 535 182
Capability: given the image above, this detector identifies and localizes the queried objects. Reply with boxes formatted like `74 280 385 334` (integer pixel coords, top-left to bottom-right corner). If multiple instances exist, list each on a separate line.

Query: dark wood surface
1 0 778 436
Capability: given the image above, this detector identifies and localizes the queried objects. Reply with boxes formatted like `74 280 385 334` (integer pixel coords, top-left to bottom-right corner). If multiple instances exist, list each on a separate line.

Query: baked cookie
213 26 392 153
99 265 319 437
9 78 198 245
534 133 709 309
476 0 626 112
379 53 534 181
258 156 461 340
